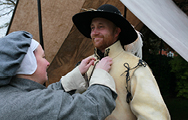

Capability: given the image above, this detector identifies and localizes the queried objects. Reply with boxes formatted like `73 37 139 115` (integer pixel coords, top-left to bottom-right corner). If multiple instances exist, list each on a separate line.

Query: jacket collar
94 40 124 60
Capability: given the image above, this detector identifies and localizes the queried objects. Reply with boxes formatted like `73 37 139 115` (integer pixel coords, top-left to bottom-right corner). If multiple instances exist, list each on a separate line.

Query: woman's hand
78 56 96 75
95 56 112 72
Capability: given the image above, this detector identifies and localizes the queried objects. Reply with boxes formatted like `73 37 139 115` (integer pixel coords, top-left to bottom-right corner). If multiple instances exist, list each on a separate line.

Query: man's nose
91 28 99 35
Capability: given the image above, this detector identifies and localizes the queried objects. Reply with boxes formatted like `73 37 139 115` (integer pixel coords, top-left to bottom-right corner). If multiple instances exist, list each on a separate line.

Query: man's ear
115 27 121 38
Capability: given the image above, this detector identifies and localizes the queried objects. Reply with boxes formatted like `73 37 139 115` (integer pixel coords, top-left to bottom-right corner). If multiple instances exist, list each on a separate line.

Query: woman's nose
47 60 50 66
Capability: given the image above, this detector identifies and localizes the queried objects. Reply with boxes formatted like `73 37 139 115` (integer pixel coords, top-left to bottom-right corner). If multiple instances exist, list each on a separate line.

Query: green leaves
169 55 188 99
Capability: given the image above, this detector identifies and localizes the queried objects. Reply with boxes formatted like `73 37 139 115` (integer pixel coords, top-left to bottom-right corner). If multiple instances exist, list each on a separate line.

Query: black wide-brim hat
72 4 138 45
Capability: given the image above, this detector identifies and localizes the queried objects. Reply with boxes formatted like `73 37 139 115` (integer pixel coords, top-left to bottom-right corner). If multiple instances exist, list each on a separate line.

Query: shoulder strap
121 59 147 103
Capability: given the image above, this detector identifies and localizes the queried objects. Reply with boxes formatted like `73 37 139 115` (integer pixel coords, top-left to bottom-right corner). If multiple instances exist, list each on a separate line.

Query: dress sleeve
45 67 117 119
57 85 117 120
130 66 171 120
47 78 117 119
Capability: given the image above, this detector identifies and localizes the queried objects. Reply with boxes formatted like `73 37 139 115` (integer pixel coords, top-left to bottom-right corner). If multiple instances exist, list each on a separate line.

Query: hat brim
72 11 137 45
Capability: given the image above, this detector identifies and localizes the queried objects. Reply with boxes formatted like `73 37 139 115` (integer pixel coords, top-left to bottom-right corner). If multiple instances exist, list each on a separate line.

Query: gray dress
0 77 117 120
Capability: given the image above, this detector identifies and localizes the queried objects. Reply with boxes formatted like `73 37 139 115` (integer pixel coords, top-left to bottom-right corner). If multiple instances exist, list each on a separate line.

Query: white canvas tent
121 0 188 62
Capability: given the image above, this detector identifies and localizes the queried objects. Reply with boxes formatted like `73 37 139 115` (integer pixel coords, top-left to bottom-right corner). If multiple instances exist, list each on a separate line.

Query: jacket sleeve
60 66 87 92
60 66 116 93
130 65 171 120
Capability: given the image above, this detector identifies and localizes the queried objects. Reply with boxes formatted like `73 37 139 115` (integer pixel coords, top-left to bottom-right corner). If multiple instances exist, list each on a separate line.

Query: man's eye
99 26 104 28
91 27 94 30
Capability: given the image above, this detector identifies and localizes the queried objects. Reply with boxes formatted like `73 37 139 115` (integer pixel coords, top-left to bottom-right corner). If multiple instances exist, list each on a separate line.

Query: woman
0 31 117 120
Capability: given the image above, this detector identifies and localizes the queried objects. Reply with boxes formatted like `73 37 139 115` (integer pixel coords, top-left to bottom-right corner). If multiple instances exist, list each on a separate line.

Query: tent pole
37 0 45 86
124 6 127 18
37 0 44 50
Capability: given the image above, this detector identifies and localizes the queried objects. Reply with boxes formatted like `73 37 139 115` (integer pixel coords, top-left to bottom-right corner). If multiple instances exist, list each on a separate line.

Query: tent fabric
120 0 188 62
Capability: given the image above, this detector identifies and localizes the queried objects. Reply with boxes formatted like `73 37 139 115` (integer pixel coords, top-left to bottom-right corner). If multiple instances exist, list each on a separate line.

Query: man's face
90 18 121 52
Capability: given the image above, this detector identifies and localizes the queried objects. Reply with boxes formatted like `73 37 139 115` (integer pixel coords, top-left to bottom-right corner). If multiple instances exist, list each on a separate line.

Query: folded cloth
0 31 32 86
16 39 39 75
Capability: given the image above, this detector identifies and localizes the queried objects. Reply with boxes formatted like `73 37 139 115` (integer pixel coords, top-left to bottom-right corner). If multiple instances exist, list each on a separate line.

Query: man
63 4 171 119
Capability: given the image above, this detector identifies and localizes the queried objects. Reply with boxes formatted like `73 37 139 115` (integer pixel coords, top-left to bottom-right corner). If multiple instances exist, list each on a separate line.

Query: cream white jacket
62 41 170 120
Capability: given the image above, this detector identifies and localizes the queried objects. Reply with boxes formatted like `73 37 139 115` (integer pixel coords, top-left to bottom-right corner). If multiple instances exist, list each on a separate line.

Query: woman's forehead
36 45 44 55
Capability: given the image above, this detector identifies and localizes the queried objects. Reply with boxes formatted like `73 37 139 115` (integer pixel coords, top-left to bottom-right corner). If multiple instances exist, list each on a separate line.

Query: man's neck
95 40 124 60
96 49 105 59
